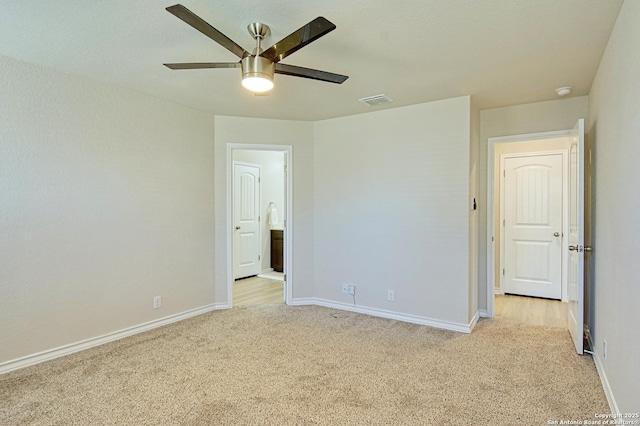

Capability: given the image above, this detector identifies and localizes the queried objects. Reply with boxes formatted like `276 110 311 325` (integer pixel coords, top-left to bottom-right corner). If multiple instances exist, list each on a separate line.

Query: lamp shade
241 56 275 93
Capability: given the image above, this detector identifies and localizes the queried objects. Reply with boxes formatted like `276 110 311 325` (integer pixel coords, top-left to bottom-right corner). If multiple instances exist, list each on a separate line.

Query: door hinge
503 170 506 178
502 268 505 276
258 215 261 222
258 255 261 261
284 274 287 282
258 177 261 183
503 219 505 227
284 165 287 173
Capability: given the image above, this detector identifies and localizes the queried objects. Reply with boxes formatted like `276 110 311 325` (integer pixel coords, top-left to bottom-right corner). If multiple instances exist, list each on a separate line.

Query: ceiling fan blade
275 63 348 84
166 4 249 59
261 17 336 63
164 62 241 70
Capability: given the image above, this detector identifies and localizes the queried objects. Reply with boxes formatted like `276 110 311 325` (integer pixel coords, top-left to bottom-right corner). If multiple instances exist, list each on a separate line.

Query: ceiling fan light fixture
241 56 275 93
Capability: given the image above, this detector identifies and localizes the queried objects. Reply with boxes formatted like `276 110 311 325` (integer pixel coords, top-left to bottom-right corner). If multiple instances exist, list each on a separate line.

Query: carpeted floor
0 304 608 425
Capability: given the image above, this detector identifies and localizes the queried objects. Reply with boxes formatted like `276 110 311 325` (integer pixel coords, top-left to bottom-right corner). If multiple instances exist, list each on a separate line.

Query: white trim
486 129 571 318
311 298 474 333
488 130 571 144
226 144 294 308
289 297 316 306
468 311 481 331
592 351 619 414
0 304 218 375
479 309 489 318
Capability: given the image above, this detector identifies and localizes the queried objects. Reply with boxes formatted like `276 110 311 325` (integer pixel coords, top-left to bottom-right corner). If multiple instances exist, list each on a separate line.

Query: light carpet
0 304 608 425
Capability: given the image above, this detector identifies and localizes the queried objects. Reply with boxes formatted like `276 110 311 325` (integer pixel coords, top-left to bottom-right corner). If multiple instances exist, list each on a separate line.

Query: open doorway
227 145 292 307
487 132 573 327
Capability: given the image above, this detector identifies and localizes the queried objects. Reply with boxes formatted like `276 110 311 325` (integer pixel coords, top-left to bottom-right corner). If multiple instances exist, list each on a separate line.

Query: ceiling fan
163 4 349 93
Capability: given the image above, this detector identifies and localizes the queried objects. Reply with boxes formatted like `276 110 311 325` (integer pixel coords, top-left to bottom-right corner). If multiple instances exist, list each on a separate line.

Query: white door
233 163 261 279
568 119 586 354
503 154 563 299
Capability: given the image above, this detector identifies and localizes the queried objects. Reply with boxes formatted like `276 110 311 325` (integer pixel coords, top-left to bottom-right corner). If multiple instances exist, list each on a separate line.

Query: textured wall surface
0 55 215 364
313 97 472 326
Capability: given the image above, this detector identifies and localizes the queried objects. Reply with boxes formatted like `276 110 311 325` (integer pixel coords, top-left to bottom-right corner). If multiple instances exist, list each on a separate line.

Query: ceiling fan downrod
247 22 270 55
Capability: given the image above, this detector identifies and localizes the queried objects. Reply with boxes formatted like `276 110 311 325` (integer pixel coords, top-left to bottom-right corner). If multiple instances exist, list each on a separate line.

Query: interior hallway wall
479 96 589 312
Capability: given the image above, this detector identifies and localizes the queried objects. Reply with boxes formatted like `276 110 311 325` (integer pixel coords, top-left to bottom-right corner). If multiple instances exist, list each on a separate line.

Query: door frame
498 150 569 301
226 144 293 307
486 130 571 318
232 160 262 280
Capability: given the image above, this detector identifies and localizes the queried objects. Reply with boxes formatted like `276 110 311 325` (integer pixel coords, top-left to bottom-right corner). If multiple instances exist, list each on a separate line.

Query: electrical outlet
342 284 349 294
153 296 162 309
603 339 608 360
387 290 395 302
347 285 355 296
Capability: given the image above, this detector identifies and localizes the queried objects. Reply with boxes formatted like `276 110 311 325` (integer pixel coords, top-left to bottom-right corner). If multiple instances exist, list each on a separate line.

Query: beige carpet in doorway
0 305 608 425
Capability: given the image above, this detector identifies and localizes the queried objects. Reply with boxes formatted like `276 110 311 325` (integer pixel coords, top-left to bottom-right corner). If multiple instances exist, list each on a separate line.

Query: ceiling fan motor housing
241 56 275 81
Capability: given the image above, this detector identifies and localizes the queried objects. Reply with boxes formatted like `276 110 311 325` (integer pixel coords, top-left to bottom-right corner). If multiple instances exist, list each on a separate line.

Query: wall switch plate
387 290 395 302
342 284 349 294
347 285 355 296
153 296 162 309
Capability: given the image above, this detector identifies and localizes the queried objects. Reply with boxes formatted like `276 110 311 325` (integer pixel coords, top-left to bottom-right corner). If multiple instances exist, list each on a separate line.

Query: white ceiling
0 0 623 121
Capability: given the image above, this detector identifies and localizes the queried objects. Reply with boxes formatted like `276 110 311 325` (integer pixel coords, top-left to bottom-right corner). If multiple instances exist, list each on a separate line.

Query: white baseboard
468 311 480 331
479 309 490 318
288 298 315 306
310 298 473 333
592 350 619 414
0 304 218 375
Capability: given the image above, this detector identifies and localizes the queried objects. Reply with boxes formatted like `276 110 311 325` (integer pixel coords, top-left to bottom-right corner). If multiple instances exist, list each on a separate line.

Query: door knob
235 226 241 230
569 245 577 251
553 232 560 237
584 246 593 252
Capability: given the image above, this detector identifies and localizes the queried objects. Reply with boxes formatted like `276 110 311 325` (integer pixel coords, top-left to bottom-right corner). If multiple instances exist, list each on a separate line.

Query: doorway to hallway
227 145 292 307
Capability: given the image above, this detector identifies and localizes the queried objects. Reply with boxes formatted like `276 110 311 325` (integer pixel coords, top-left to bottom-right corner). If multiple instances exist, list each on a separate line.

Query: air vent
358 94 394 106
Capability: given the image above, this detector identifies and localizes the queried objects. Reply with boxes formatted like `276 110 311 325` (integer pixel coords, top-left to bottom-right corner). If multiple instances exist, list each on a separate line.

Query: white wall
587 0 640 412
233 150 285 270
0 55 215 365
213 116 314 303
479 97 589 311
313 97 472 327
